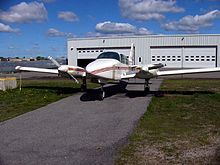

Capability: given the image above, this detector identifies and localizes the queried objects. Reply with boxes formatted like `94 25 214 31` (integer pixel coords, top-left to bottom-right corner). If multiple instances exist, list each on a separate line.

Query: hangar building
67 34 220 68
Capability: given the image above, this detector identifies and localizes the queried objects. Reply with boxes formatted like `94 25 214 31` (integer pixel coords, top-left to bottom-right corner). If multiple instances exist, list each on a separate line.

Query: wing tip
15 66 21 70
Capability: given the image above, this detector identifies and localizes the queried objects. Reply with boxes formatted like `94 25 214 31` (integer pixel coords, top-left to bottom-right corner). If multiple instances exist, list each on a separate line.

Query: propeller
48 56 61 67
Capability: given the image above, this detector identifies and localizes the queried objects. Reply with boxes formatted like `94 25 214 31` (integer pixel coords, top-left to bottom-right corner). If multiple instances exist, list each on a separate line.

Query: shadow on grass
23 86 81 95
23 84 215 101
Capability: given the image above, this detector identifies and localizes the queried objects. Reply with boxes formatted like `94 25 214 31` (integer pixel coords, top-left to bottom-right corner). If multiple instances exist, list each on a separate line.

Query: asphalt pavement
0 78 162 165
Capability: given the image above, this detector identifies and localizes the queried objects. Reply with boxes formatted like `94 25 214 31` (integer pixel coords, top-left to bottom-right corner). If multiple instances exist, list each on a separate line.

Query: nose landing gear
144 79 150 93
98 84 105 100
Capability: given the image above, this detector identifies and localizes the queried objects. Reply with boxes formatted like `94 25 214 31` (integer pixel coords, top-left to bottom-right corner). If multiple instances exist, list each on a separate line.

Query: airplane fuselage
86 59 130 80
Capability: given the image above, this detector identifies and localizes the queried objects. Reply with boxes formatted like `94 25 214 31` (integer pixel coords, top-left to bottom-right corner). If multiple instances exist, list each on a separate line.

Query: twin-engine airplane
16 43 220 100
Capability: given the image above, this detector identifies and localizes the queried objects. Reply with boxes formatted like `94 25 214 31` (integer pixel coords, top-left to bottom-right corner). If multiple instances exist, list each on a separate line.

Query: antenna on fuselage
129 43 135 65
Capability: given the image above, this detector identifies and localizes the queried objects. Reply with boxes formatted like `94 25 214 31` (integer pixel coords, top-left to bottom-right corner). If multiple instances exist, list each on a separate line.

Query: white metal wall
183 47 216 68
67 34 220 68
77 48 130 59
151 48 182 68
150 47 216 68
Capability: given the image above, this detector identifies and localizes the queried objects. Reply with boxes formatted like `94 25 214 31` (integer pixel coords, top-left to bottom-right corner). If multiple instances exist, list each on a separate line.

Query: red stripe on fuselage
90 66 129 75
68 68 85 72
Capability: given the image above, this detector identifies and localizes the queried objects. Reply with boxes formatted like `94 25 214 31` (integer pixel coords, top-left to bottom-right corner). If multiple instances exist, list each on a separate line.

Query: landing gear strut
98 84 105 100
80 77 87 92
144 79 150 93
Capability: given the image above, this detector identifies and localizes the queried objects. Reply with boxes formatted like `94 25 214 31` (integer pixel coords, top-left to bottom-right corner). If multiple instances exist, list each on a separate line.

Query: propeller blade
48 56 61 67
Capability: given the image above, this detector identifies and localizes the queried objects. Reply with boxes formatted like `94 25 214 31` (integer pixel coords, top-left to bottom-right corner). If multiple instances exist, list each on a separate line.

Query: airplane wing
15 66 58 74
15 66 85 83
157 67 220 76
15 57 87 83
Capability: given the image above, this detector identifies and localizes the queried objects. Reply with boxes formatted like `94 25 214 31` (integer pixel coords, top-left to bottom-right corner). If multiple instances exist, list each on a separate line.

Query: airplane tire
99 91 105 101
144 86 150 93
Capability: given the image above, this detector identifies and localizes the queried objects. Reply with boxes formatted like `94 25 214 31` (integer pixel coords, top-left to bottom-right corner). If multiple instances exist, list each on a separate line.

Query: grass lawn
117 79 220 165
0 79 97 122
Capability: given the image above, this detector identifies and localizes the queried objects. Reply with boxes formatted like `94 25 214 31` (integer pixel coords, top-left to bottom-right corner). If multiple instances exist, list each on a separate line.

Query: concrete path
0 79 162 165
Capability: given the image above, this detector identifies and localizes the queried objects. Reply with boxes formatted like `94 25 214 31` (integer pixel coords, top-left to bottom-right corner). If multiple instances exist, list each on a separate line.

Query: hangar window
167 59 170 61
120 54 128 64
207 56 210 58
207 59 210 61
196 59 199 61
178 56 181 58
162 56 165 58
201 59 204 61
191 59 194 61
83 51 86 53
196 56 199 58
212 56 215 58
139 57 142 63
201 56 204 58
152 56 155 58
212 59 215 61
162 59 165 61
96 50 99 52
172 59 175 61
157 56 160 58
177 59 181 61
172 56 175 58
152 59 155 61
78 51 81 53
87 50 90 53
167 56 170 58
185 56 189 58
191 56 194 58
91 50 94 52
157 59 160 61
185 59 189 61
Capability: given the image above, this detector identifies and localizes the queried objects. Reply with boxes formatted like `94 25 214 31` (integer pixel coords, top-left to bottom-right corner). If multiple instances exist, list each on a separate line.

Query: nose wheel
144 79 150 93
98 84 105 100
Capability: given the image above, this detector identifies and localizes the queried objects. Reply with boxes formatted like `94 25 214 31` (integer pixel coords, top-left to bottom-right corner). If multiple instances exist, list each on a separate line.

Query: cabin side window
120 54 128 64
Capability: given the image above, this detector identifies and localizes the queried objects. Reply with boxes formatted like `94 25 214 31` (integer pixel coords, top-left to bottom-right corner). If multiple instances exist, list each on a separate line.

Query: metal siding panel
151 48 182 68
68 35 220 67
183 47 216 68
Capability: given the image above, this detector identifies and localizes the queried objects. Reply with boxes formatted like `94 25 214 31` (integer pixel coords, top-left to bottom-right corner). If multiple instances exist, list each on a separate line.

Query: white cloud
96 21 136 34
136 27 152 35
58 11 79 22
47 28 65 37
47 28 74 38
162 10 220 33
0 1 47 23
0 23 19 33
119 0 184 21
95 21 152 36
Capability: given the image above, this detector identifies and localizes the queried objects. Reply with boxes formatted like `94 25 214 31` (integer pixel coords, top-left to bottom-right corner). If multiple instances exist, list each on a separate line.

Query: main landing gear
80 77 87 92
144 79 150 93
98 84 105 101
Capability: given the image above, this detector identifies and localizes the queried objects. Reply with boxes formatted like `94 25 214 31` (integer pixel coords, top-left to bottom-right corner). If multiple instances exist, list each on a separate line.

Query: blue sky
0 0 220 58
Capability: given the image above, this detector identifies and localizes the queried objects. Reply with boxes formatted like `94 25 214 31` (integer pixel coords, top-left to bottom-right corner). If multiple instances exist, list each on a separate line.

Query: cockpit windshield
97 52 120 61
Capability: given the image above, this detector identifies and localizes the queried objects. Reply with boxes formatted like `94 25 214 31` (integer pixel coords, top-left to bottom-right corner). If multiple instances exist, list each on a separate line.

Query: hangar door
150 47 216 68
77 47 131 68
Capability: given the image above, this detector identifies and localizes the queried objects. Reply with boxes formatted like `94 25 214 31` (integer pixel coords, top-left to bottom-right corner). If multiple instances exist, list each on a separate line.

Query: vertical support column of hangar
217 44 220 67
67 40 78 66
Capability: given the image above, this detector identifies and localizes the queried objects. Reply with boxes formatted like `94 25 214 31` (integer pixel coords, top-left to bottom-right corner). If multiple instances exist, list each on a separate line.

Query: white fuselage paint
86 59 130 80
